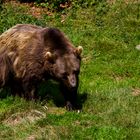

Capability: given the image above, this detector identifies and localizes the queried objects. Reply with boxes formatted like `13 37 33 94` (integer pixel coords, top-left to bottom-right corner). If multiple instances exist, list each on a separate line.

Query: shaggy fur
0 24 82 110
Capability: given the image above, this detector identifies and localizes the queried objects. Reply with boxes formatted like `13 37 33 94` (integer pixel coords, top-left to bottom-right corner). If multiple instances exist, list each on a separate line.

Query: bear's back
0 24 43 52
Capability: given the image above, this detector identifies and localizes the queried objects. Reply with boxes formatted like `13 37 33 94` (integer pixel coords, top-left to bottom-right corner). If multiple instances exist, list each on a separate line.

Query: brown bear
0 24 83 110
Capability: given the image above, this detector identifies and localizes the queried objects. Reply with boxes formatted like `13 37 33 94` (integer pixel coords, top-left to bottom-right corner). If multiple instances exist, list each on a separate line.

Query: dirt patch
27 4 53 18
3 109 46 126
4 0 53 19
132 88 140 96
3 106 66 126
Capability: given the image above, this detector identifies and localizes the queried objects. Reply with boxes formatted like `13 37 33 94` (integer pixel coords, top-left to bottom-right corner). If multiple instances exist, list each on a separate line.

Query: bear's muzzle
68 74 77 88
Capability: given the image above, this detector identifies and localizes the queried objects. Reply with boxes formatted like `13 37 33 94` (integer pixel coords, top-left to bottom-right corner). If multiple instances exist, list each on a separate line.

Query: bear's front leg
22 79 38 100
60 84 78 111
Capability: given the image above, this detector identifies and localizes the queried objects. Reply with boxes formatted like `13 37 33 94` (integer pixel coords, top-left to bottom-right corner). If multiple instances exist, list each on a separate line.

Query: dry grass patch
3 109 46 126
132 88 140 96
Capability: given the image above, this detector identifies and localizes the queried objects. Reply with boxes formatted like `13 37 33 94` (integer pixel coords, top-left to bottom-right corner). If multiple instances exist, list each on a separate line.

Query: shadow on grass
38 80 88 110
0 80 87 110
0 87 11 99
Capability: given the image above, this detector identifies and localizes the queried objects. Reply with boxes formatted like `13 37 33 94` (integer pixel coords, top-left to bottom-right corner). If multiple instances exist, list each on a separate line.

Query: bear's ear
45 52 52 59
44 51 56 63
75 46 83 56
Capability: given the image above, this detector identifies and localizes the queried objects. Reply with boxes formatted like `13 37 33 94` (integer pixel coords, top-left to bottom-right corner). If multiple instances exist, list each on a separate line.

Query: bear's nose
68 75 76 88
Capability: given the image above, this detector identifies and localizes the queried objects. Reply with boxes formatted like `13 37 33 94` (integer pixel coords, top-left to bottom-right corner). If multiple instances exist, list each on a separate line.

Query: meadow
0 0 140 139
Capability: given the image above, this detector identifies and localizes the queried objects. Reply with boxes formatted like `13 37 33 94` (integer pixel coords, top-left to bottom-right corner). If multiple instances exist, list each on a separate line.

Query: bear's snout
68 74 77 88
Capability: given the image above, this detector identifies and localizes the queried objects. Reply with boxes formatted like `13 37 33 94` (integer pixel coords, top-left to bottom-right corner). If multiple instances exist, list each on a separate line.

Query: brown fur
0 24 82 110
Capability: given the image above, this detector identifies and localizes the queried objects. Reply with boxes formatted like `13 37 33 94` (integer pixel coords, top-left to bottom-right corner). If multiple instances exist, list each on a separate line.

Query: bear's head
42 28 83 90
44 46 83 90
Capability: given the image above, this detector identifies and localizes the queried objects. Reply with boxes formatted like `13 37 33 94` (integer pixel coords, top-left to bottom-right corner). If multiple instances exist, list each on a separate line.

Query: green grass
0 0 140 139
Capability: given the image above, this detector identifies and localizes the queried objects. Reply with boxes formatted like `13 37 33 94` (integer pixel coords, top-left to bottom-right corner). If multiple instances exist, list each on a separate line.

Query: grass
0 0 140 139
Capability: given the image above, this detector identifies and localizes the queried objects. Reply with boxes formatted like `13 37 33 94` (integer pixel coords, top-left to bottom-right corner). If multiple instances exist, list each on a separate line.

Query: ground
0 0 140 139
